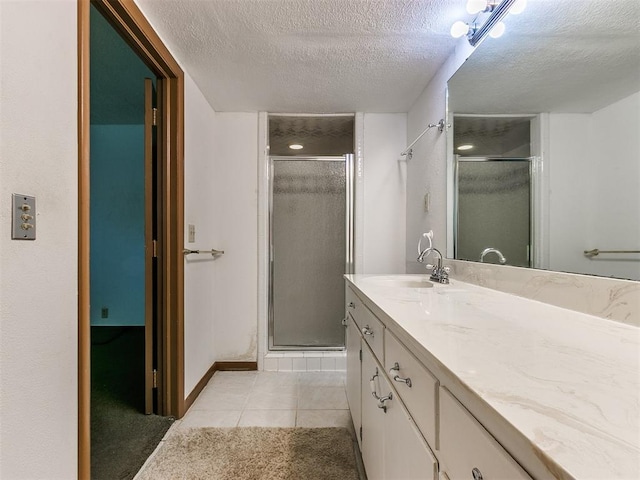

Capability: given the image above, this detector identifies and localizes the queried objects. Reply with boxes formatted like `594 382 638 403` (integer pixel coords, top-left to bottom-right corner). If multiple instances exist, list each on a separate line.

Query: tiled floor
135 370 359 479
176 372 351 428
177 370 350 430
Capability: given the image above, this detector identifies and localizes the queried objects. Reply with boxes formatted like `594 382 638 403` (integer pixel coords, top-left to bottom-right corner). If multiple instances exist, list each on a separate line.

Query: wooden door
144 78 157 414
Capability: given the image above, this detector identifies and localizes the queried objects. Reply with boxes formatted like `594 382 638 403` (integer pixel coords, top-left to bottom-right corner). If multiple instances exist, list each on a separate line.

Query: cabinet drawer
439 387 532 480
346 287 384 363
345 286 364 329
385 331 439 449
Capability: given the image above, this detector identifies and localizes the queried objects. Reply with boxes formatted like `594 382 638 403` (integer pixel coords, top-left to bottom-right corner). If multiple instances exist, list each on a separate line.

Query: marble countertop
345 274 640 480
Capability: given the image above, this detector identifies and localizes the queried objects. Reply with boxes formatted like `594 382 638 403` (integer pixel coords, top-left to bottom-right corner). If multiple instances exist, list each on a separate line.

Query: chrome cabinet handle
347 301 356 309
472 468 483 480
389 362 412 388
369 369 393 413
362 325 374 337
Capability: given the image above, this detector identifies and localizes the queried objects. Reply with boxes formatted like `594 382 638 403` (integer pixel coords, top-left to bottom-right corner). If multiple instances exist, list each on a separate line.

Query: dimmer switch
12 194 36 240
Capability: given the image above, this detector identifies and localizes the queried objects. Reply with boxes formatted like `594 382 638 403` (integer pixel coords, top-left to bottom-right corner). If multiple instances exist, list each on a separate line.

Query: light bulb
289 144 303 150
510 0 527 14
489 21 506 38
450 21 470 39
457 144 474 151
466 0 488 14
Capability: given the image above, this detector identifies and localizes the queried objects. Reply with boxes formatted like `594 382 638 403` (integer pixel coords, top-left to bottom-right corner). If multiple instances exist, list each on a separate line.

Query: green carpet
91 326 174 480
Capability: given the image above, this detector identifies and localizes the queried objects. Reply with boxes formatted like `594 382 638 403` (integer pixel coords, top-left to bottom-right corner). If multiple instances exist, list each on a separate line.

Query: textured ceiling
134 0 462 113
449 0 640 114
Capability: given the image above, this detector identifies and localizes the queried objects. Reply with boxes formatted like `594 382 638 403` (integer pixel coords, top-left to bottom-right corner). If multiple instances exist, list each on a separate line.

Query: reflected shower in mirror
447 0 640 280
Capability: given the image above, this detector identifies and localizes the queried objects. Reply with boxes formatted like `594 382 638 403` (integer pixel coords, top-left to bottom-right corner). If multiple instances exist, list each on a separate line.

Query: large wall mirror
447 0 640 281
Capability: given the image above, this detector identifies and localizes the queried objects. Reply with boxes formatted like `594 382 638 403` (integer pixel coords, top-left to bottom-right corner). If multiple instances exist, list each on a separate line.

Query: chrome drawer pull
389 362 412 388
369 369 393 413
362 325 374 337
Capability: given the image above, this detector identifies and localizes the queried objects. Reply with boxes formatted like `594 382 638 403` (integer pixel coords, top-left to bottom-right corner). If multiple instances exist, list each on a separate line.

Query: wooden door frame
78 0 185 477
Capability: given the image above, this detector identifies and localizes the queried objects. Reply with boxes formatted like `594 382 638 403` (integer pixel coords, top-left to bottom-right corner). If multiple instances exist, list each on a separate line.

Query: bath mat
136 427 360 480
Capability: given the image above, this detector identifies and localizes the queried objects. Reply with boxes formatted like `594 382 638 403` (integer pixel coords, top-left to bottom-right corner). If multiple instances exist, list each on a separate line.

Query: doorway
88 5 172 478
267 115 355 351
79 0 186 478
452 115 535 268
269 155 354 349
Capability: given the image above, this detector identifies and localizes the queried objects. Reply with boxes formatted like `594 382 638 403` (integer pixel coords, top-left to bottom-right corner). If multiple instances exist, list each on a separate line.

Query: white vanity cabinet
345 311 362 448
385 330 439 449
438 387 532 480
345 282 534 480
361 343 438 480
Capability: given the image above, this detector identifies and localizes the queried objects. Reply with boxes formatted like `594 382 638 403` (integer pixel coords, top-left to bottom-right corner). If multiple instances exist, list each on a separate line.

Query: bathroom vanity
344 274 639 480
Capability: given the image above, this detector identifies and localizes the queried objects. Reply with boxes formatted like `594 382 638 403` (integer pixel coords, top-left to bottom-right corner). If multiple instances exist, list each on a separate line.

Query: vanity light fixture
451 0 525 46
289 144 304 150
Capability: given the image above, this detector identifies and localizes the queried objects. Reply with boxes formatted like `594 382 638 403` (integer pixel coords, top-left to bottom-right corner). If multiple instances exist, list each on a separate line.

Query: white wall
183 72 218 394
0 1 78 478
548 92 640 280
212 113 259 361
362 114 407 273
547 113 594 275
406 40 474 272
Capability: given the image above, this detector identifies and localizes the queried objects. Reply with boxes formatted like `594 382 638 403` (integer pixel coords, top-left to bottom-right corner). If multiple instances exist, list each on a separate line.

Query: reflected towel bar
584 249 640 258
183 248 225 256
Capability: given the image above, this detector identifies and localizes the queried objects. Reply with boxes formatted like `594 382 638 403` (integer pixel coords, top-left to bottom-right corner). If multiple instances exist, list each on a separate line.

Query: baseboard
184 361 258 413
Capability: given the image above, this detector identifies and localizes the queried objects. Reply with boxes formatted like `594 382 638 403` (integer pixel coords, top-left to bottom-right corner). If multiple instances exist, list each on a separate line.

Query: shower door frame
268 154 355 351
453 155 537 267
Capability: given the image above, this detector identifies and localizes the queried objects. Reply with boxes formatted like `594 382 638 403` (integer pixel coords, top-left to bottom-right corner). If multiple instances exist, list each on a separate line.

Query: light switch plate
12 193 36 240
188 224 196 243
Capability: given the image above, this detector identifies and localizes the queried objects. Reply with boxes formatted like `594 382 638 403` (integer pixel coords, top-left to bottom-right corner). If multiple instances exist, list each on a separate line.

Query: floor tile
177 410 241 429
298 386 348 410
190 390 249 411
251 382 298 396
298 372 345 387
296 409 352 428
238 409 296 427
245 390 298 410
253 371 299 387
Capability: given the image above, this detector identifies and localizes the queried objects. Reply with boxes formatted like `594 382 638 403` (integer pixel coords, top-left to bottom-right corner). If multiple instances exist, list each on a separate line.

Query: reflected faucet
417 247 450 284
479 247 507 264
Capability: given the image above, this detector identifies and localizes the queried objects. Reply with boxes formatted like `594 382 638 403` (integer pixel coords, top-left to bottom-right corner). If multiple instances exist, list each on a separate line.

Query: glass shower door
269 156 353 349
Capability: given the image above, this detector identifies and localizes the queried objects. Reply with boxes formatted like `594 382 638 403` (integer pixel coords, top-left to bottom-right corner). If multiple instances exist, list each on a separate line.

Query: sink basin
362 275 434 289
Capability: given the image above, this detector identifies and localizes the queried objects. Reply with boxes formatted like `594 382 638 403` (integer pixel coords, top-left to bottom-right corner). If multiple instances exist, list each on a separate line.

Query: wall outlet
188 224 196 243
101 307 109 319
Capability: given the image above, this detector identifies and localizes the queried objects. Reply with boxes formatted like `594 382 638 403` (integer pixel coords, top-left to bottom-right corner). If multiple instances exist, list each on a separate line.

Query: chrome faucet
479 247 507 264
417 247 450 284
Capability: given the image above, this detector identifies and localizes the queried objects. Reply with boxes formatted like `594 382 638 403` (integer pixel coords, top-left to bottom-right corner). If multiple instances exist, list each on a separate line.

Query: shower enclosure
454 157 533 267
269 155 354 350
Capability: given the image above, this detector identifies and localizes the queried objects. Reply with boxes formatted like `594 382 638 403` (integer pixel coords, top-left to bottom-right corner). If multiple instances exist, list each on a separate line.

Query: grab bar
183 248 225 256
584 249 640 258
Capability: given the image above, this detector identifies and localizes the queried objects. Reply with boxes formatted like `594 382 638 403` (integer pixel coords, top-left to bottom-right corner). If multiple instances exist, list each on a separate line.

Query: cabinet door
439 387 532 480
345 314 362 448
384 374 438 480
361 344 386 480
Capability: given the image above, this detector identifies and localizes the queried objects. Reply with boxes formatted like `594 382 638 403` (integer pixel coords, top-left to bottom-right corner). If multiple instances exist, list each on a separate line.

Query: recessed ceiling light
457 144 474 151
289 144 303 150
